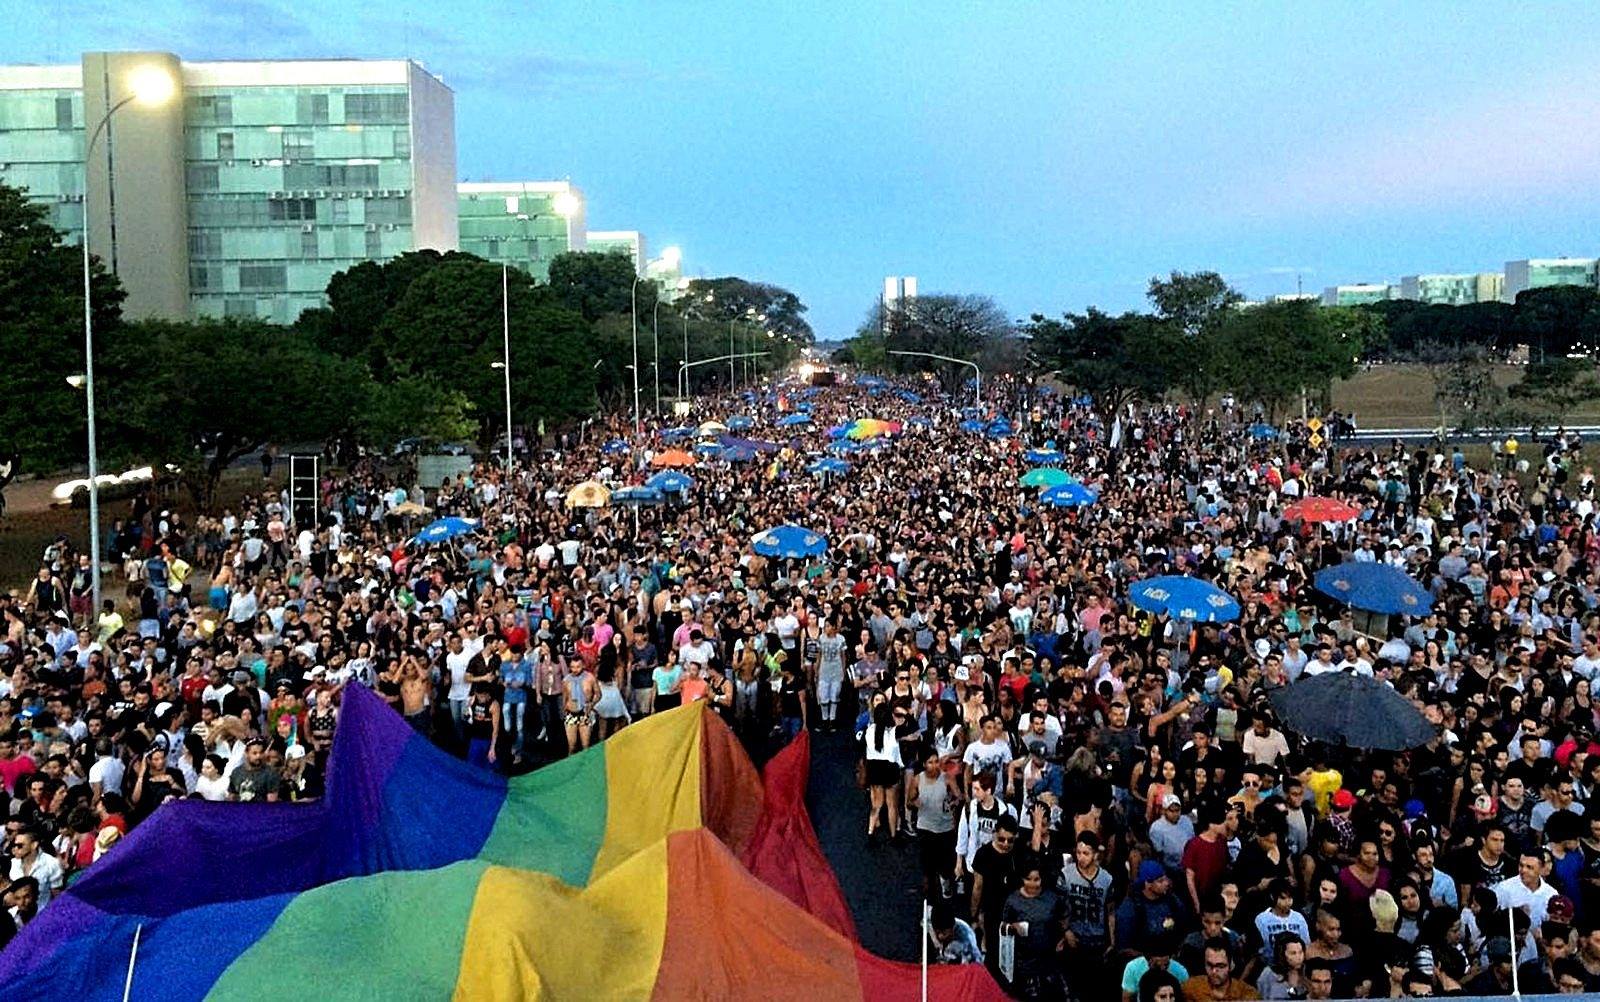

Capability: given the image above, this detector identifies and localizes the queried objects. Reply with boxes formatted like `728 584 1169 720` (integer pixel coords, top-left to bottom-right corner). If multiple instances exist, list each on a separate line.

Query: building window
193 95 233 125
344 92 408 123
268 198 317 222
187 231 221 257
186 164 220 191
365 228 382 258
364 195 410 225
217 132 234 160
224 299 256 319
300 230 319 260
189 266 211 290
484 238 500 257
55 96 73 129
238 264 287 291
295 93 329 124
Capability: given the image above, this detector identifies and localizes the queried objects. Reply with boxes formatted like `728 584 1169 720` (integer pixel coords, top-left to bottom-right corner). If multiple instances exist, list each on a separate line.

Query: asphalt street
805 727 925 962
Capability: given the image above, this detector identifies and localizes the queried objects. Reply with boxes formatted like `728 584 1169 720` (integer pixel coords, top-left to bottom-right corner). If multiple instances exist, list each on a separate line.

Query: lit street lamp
82 64 176 622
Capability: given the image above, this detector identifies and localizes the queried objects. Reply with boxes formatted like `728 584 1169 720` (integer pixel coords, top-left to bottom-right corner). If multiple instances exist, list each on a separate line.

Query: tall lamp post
489 265 513 474
888 349 982 406
81 64 176 623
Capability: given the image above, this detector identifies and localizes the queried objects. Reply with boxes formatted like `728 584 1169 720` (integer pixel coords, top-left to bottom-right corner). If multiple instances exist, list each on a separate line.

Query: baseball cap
1138 860 1167 885
1026 740 1048 758
1161 793 1182 809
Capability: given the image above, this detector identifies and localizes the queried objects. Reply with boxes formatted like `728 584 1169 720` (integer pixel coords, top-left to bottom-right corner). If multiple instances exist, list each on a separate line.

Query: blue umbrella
907 415 932 428
1247 422 1279 440
985 420 1013 438
1269 671 1436 750
808 457 849 475
694 440 725 455
959 418 986 433
895 389 923 403
659 426 696 441
752 524 829 559
1024 447 1064 465
723 446 759 463
413 516 478 545
1314 562 1434 615
719 434 780 453
645 470 695 493
611 485 665 506
960 407 984 419
601 438 630 455
777 413 812 427
827 423 852 439
1039 483 1097 508
727 416 754 431
856 375 885 388
1129 575 1241 623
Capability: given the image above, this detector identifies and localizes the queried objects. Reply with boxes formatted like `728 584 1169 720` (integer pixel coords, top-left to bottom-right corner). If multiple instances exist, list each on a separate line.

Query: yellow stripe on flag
592 702 705 879
454 842 669 1001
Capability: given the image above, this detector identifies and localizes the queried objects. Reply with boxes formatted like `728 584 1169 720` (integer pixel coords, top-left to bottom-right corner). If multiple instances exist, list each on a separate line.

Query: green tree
1512 285 1600 362
1510 357 1600 424
99 319 362 502
863 293 1013 389
547 250 654 323
684 277 814 343
1214 301 1363 418
1146 270 1242 336
1027 308 1174 421
308 249 477 375
0 181 124 473
356 378 478 452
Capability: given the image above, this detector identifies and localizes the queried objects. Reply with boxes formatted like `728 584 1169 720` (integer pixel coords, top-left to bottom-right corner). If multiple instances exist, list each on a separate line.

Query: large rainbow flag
0 685 1002 1000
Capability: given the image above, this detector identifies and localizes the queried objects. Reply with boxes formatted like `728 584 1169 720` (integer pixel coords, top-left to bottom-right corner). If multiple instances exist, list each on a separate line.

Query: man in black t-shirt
969 816 1024 967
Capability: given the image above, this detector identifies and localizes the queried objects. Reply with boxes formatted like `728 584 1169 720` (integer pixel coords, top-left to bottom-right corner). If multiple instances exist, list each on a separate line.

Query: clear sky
14 1 1600 337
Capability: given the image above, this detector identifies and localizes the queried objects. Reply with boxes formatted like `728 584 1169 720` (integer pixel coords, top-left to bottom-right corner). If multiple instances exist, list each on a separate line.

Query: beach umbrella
611 485 665 507
564 481 611 509
855 375 885 388
601 438 630 455
907 416 932 428
1039 482 1097 508
727 416 754 431
645 470 695 493
959 419 986 433
808 457 849 476
1284 496 1362 523
1247 423 1279 440
694 440 725 455
719 434 780 453
723 446 759 463
826 423 853 439
1024 447 1064 465
651 448 697 468
985 420 1013 438
1129 575 1240 623
1019 467 1073 488
895 389 923 404
751 524 829 559
846 419 899 440
412 516 478 545
390 501 431 517
660 426 696 441
777 413 813 427
1314 562 1433 615
1269 671 1436 750
698 420 729 436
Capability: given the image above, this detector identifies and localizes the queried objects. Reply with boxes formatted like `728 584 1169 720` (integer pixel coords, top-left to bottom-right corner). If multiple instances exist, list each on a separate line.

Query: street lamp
630 275 644 435
82 63 175 622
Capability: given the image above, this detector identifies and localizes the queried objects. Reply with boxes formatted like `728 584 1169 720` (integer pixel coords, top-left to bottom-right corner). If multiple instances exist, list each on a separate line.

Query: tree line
836 269 1600 430
0 180 806 499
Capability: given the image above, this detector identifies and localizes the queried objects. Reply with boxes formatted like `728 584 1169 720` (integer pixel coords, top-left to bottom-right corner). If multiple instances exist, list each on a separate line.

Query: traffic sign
1306 417 1323 432
1309 432 1325 448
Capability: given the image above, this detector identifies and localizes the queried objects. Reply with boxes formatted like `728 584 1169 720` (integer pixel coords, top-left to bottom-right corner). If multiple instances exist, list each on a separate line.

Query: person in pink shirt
0 733 37 797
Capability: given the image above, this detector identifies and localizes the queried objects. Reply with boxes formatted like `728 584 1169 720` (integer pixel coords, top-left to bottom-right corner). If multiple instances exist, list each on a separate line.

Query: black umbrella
1268 670 1436 751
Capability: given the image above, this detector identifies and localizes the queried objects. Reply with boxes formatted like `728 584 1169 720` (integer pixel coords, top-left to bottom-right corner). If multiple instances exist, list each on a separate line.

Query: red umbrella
1283 496 1361 523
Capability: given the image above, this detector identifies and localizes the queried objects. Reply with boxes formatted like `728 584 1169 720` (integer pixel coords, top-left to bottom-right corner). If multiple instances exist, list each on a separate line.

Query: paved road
805 727 925 962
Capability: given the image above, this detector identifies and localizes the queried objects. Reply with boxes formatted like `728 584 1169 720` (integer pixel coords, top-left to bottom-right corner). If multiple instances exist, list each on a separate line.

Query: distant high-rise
1398 273 1503 306
1321 283 1397 307
882 275 917 331
587 230 645 275
0 51 457 322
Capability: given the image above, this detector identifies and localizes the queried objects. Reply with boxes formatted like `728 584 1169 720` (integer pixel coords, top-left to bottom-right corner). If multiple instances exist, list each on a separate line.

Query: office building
644 244 684 302
1503 258 1598 302
587 230 645 274
1398 272 1504 306
456 181 585 282
0 51 457 322
1321 283 1397 307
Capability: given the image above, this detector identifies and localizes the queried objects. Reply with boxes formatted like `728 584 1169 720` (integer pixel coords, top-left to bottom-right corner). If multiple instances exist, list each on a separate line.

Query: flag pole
122 923 143 1002
1508 905 1521 999
920 898 929 1002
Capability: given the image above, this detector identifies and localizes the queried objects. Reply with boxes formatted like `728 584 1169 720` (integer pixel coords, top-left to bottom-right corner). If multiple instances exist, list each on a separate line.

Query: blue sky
14 1 1600 337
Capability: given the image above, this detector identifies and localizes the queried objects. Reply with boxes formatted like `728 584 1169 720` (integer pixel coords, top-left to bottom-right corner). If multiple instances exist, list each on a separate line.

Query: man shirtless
399 655 432 735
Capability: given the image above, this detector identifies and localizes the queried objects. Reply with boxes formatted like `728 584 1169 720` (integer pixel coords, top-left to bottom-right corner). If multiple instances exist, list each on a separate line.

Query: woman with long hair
864 701 905 840
1255 931 1308 999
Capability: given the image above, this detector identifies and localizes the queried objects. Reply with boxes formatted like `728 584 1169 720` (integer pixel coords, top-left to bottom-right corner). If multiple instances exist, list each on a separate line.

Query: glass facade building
456 181 586 282
0 54 457 322
1503 259 1598 302
1320 283 1398 307
1398 273 1504 306
586 230 646 274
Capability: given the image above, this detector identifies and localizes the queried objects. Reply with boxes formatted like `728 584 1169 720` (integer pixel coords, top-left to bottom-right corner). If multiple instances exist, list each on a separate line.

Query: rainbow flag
0 686 1001 1000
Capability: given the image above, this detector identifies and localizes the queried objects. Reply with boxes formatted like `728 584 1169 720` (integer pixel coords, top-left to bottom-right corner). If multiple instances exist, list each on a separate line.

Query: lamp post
630 275 643 435
490 265 513 474
888 349 982 406
81 64 176 623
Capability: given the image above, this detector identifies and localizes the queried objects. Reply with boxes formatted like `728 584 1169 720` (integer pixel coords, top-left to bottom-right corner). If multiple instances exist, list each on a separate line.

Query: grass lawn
1332 363 1600 429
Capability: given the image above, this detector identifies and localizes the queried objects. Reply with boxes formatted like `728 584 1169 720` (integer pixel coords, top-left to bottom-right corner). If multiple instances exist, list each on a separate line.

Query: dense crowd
4 369 1600 1001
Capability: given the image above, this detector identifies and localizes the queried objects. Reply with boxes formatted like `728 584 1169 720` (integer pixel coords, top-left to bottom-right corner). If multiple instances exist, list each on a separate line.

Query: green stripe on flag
479 743 609 885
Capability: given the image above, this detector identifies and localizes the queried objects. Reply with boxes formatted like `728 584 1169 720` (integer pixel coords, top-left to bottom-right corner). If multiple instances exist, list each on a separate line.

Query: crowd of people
4 367 1600 1001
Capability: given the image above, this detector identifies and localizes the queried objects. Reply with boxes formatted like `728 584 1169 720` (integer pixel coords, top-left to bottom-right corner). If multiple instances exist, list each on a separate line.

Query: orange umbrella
651 449 698 469
1283 496 1361 523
